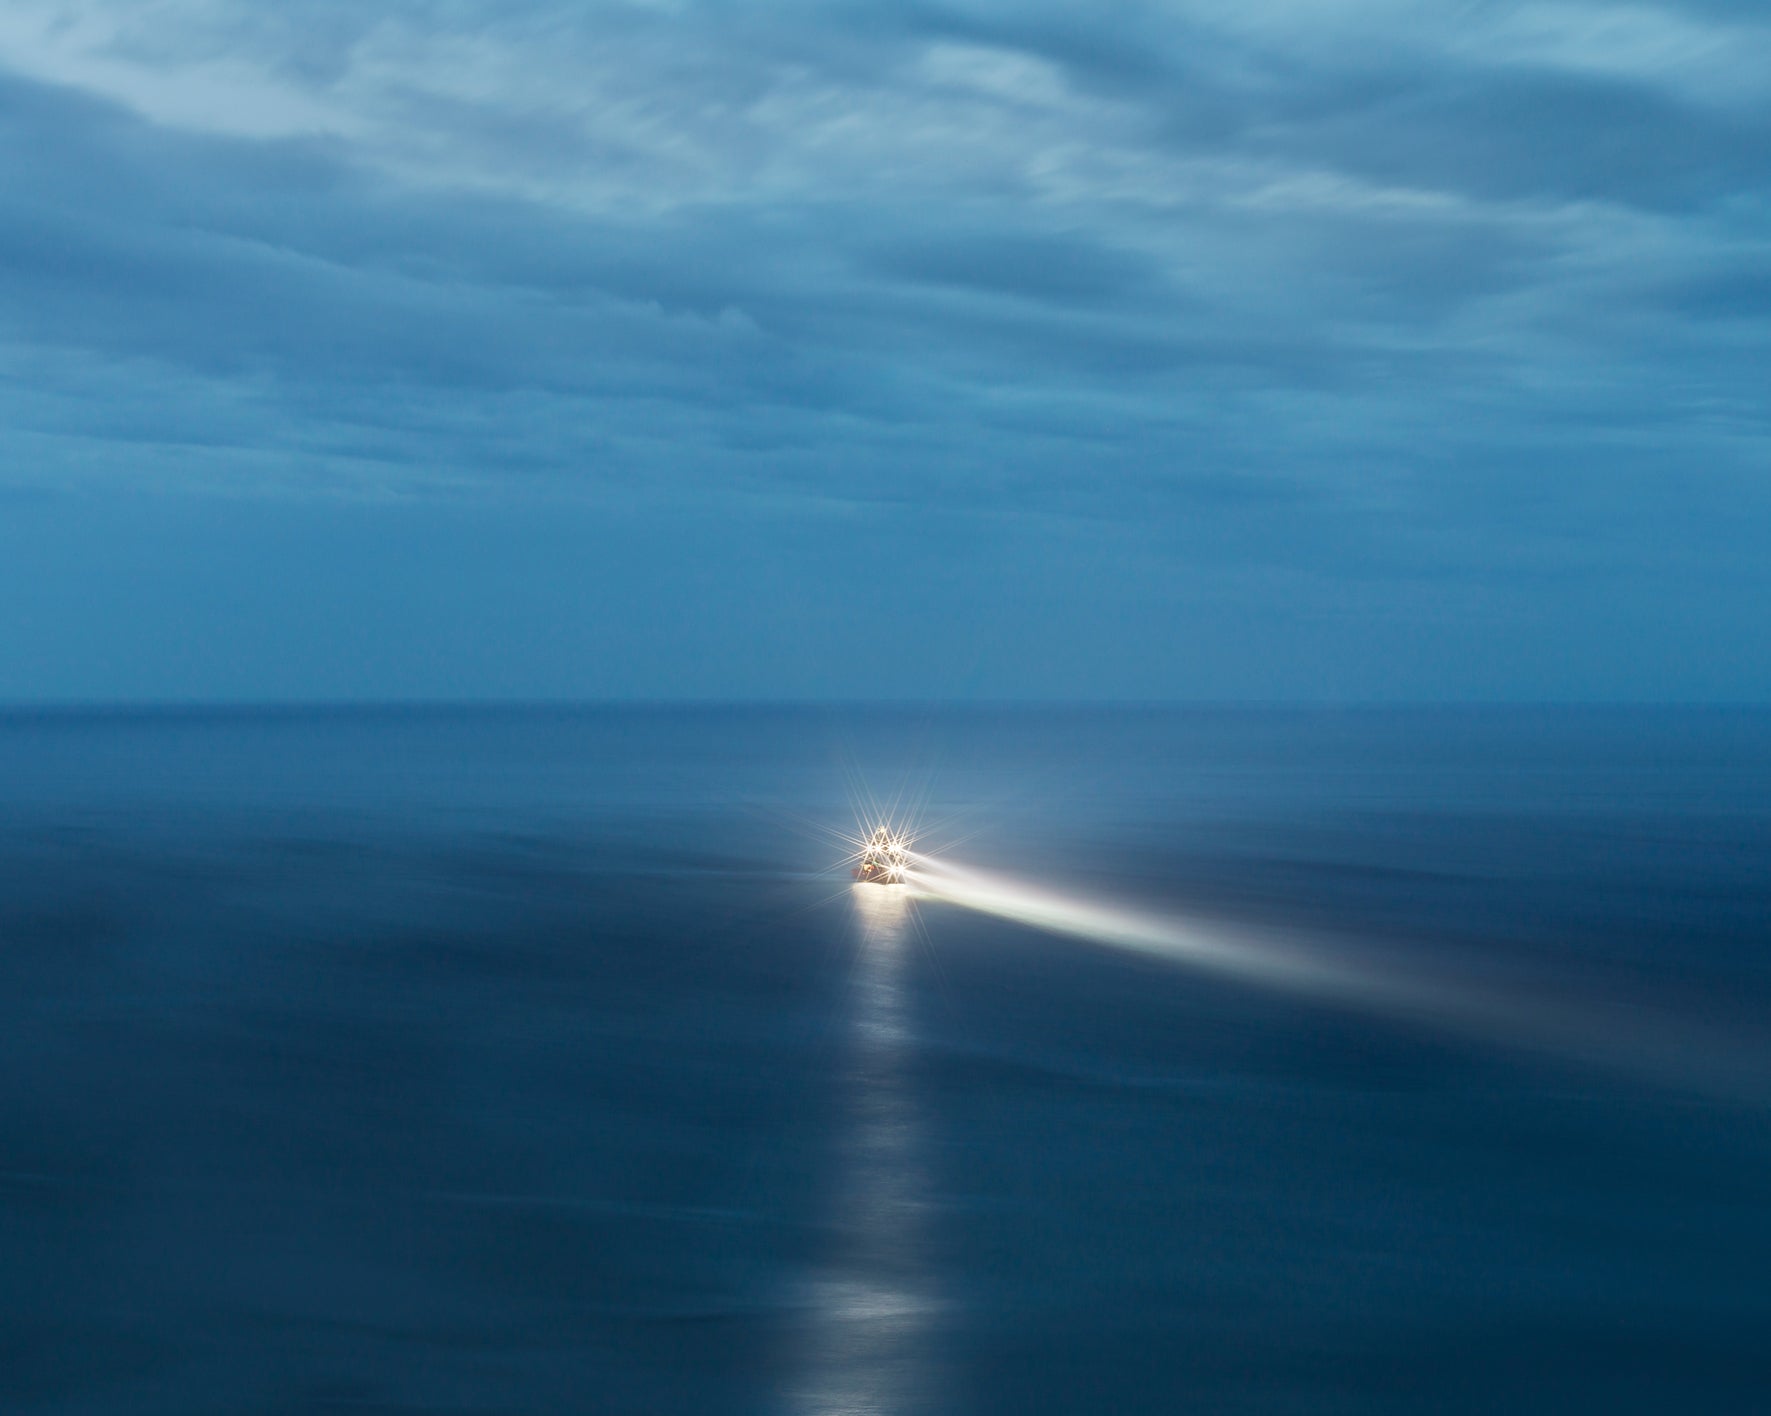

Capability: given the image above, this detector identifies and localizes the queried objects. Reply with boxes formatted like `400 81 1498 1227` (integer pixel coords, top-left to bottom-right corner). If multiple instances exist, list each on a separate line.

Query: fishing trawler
852 828 911 884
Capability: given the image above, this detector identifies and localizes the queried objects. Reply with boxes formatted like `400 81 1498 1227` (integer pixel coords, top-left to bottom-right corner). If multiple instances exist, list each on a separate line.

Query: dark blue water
2 706 1769 1413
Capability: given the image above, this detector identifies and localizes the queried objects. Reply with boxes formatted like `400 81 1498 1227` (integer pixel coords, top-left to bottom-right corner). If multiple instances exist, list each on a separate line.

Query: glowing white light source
849 823 914 885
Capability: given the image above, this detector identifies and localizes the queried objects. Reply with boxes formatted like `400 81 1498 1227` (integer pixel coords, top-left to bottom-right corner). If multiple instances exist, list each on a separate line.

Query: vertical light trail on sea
788 885 948 1415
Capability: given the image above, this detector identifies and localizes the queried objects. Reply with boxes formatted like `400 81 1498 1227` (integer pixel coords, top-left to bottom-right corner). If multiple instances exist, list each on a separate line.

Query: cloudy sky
1 0 1767 700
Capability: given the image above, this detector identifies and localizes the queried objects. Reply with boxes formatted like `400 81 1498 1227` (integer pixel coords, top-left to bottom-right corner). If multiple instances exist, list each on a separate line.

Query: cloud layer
1 1 1769 696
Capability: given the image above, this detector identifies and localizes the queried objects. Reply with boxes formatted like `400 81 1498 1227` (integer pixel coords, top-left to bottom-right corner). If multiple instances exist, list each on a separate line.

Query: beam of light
901 853 1771 1096
788 884 950 1415
905 853 1440 1010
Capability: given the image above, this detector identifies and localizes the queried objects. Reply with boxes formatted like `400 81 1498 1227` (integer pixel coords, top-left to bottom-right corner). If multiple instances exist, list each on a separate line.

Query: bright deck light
850 825 913 884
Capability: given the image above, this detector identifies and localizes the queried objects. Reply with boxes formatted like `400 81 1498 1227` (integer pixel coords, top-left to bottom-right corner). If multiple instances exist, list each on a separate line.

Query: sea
1 705 1769 1414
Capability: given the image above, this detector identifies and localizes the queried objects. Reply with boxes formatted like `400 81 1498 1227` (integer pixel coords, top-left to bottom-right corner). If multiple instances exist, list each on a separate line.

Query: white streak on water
908 854 1438 1011
904 854 1764 1094
788 885 949 1415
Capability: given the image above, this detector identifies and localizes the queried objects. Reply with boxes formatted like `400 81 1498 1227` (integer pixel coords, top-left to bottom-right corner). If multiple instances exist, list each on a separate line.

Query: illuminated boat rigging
852 828 911 884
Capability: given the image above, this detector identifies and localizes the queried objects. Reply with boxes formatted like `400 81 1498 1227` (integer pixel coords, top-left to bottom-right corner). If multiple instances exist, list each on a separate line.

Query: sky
1 0 1768 701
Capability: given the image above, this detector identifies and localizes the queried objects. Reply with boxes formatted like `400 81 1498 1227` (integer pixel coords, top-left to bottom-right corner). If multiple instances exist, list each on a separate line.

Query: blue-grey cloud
0 0 1769 699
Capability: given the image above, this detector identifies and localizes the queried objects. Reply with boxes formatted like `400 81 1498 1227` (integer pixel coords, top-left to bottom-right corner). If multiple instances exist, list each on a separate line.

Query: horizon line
1 698 1767 714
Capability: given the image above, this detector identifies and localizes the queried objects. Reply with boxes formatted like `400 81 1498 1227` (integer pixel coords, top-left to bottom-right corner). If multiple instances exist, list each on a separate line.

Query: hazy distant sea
3 705 1770 1414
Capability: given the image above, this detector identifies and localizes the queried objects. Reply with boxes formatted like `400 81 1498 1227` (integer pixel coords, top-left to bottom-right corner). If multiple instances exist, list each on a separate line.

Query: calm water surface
2 706 1769 1413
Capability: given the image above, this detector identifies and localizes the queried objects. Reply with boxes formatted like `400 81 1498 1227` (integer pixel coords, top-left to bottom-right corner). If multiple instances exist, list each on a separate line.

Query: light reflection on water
788 884 948 1415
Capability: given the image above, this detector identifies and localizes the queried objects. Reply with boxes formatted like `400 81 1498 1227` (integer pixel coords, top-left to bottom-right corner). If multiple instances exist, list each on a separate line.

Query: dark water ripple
1 706 1769 1413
